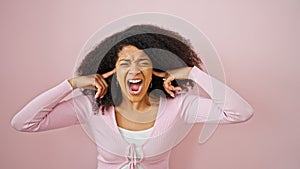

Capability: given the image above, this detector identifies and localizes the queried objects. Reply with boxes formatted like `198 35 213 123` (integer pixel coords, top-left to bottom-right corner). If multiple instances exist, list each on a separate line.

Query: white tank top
118 127 153 169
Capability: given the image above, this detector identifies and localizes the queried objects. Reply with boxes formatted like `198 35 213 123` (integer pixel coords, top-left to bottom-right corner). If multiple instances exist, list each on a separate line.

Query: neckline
118 126 154 133
110 96 166 145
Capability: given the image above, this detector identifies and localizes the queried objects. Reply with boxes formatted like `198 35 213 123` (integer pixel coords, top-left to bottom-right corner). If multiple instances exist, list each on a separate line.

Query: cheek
116 70 125 83
144 69 153 81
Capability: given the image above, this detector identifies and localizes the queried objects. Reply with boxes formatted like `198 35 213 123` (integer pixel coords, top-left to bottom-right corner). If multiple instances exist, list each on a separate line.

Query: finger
173 86 182 92
95 80 103 98
162 74 177 97
167 84 175 91
174 87 182 95
93 75 107 98
164 83 181 96
164 77 174 89
166 89 175 97
94 80 102 99
166 86 182 97
98 76 109 97
102 68 116 79
96 77 107 98
163 81 175 97
152 70 167 78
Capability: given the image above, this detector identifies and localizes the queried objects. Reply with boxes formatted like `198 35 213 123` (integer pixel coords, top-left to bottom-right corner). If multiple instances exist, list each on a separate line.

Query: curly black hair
76 24 203 113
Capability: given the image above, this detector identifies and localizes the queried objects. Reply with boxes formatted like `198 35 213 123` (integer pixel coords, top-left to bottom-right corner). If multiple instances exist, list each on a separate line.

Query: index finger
152 70 167 78
101 68 116 79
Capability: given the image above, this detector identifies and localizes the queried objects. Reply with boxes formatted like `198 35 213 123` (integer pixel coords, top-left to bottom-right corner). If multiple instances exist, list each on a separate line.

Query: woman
11 25 254 169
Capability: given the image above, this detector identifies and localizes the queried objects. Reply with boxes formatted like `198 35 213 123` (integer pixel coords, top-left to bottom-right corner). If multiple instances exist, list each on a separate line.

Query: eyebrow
137 58 151 62
119 57 151 62
119 59 131 62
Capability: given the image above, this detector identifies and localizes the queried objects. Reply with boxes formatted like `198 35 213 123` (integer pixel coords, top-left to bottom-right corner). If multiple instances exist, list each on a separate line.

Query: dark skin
68 45 194 131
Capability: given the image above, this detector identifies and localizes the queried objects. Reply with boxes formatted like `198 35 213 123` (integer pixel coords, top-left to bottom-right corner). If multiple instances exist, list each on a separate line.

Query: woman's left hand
153 67 192 97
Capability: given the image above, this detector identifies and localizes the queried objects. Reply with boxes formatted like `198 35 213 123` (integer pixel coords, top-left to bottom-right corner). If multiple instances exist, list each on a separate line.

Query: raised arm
154 66 254 123
11 80 80 132
11 68 116 132
188 66 254 123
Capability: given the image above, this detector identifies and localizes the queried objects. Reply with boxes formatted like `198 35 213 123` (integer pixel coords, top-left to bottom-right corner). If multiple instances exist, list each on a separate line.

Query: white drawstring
127 144 142 169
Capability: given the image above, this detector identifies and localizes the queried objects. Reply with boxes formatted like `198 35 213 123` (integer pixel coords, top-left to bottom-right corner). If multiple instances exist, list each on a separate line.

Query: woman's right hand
68 69 116 99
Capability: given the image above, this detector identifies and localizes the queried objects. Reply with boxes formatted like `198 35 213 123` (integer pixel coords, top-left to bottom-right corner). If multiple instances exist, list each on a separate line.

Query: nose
128 64 141 76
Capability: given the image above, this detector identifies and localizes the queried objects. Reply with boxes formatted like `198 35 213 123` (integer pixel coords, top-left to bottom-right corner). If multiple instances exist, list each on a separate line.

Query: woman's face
115 45 153 103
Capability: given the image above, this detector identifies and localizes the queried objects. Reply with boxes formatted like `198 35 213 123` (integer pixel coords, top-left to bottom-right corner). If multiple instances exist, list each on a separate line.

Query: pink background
1 0 299 169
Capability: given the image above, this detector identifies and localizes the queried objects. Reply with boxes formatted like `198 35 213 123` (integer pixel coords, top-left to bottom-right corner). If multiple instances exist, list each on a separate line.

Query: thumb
102 68 116 79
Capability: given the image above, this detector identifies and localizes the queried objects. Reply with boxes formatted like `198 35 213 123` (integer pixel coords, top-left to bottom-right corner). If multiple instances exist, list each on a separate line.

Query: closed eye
119 62 130 66
139 61 151 66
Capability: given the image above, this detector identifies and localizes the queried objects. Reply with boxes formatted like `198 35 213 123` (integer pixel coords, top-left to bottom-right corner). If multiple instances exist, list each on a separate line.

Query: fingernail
175 90 181 94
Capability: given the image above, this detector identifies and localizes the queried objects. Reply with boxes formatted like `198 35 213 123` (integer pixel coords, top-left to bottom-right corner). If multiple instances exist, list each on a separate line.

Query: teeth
128 79 142 83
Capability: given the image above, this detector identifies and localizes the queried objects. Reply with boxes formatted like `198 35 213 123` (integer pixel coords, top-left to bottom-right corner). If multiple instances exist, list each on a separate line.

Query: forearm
11 80 79 132
188 66 254 123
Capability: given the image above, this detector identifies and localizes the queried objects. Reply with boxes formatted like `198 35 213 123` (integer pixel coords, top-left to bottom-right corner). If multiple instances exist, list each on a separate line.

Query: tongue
130 83 140 91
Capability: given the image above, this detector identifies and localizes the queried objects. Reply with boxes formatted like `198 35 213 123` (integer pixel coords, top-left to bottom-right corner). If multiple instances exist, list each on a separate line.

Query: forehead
117 45 150 61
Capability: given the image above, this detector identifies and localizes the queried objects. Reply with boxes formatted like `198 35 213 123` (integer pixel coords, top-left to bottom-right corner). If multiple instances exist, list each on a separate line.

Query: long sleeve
11 80 80 132
184 66 254 124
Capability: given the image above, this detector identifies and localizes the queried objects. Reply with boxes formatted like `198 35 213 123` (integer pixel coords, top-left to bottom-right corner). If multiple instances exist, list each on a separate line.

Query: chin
126 91 148 103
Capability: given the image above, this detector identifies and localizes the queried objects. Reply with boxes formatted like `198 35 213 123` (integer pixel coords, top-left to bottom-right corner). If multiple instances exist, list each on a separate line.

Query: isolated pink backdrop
1 0 299 169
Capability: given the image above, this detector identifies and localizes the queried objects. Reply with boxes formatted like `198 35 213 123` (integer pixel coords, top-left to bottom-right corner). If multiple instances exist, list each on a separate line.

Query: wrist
169 66 192 79
67 78 76 89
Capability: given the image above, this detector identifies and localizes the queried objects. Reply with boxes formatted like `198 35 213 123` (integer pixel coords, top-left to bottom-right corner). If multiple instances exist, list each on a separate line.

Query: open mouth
127 79 143 95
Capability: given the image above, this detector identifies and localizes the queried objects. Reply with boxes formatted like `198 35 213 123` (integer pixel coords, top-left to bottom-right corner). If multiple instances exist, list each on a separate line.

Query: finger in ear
152 70 167 78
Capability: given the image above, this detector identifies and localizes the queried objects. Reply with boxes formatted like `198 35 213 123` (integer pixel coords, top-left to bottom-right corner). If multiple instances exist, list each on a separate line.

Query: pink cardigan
11 67 254 169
